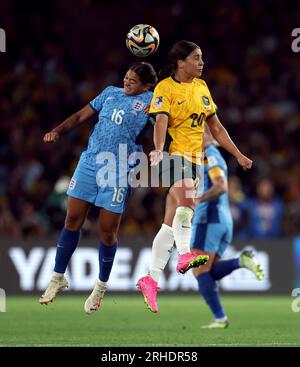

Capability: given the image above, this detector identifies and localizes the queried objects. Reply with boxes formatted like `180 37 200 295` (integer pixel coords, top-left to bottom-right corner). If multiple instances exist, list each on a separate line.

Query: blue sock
210 259 240 281
196 272 225 319
99 241 118 282
54 228 80 273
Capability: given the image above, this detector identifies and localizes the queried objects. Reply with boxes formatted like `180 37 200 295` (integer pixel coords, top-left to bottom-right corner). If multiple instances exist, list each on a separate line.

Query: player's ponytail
158 64 173 81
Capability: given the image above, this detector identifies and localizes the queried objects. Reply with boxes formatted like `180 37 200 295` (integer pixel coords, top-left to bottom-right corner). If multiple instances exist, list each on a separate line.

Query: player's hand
149 150 163 166
43 131 60 143
144 105 150 114
237 153 253 170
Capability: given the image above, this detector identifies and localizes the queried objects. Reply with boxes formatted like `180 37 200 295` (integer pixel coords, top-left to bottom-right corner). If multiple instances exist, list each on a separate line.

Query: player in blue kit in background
39 62 157 314
190 127 264 328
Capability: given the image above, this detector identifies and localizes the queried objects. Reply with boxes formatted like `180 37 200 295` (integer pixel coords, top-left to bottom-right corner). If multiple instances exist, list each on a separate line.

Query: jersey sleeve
89 86 113 113
206 151 225 179
149 81 171 116
208 166 225 180
202 81 217 120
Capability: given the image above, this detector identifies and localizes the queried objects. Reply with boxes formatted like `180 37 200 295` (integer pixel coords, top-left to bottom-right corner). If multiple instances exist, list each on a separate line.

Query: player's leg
150 191 176 281
40 161 97 305
84 183 127 314
209 224 263 281
98 208 121 282
40 196 91 304
193 255 229 329
171 179 209 274
191 223 229 328
137 192 176 313
84 208 122 314
210 252 263 281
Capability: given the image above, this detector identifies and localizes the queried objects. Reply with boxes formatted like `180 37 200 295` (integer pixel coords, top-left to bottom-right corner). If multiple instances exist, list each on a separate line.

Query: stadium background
0 0 300 350
0 0 300 348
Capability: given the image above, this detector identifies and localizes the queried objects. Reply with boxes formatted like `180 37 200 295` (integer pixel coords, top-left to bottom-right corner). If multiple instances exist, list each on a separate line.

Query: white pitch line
0 343 299 347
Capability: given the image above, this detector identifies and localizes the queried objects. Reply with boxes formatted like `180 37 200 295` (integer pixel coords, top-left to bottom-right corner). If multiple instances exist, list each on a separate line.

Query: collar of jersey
171 74 195 85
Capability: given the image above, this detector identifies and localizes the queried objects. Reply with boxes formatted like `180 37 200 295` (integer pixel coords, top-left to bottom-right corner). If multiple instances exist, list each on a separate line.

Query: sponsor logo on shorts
69 178 77 190
207 155 218 167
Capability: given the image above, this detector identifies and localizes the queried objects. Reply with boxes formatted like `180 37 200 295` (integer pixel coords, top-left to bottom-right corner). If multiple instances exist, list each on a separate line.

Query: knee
64 213 83 232
192 264 212 278
177 198 195 209
101 231 118 245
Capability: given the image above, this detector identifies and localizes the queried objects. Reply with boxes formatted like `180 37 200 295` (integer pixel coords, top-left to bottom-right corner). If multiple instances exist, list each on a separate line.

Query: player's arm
195 166 227 204
206 114 252 170
43 104 96 143
148 82 171 166
149 113 168 166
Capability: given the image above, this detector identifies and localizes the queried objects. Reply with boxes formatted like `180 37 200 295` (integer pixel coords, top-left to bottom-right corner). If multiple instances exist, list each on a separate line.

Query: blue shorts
190 222 233 257
66 161 131 214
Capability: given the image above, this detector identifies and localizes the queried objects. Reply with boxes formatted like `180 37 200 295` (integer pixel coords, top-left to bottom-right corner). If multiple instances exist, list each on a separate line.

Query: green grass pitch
0 295 299 346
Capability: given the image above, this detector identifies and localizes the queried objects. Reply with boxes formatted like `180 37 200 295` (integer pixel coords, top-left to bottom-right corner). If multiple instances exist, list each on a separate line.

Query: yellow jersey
149 76 217 163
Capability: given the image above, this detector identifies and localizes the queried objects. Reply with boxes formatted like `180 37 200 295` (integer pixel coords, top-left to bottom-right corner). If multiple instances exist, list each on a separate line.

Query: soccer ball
126 24 160 57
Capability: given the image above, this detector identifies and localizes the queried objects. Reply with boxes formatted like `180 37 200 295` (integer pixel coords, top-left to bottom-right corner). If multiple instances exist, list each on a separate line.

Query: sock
99 241 118 282
215 316 228 322
196 272 226 319
172 206 194 255
149 224 174 282
95 279 107 289
54 228 80 273
210 259 240 281
52 271 64 280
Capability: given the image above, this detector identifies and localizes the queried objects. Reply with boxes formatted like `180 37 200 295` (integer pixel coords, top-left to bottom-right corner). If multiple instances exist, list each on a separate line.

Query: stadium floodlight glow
0 28 6 52
0 288 6 312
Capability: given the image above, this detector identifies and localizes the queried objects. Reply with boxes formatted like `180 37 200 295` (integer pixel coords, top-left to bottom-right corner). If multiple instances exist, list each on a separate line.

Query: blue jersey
80 86 153 169
194 144 233 224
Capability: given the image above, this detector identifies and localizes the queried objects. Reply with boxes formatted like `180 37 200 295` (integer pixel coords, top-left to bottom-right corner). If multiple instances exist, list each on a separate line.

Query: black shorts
156 154 202 189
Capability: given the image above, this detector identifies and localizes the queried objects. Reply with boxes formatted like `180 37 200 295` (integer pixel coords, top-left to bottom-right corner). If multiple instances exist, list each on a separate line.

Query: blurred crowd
1 0 300 239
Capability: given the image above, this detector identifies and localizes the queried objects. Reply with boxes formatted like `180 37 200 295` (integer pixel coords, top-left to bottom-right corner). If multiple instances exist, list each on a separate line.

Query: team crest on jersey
202 96 211 110
154 96 163 108
132 99 145 112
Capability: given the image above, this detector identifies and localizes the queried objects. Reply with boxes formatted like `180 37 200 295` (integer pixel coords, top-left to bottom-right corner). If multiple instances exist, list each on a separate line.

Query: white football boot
84 279 107 315
39 276 69 304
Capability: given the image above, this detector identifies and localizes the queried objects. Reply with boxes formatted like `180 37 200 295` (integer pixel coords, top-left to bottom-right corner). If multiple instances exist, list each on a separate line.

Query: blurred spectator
283 177 300 236
42 175 69 230
228 176 249 238
20 202 48 237
0 0 299 238
247 178 283 238
0 197 21 239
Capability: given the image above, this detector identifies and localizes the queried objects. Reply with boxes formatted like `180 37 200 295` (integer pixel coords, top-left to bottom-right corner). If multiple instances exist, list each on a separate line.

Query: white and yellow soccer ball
126 24 160 57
